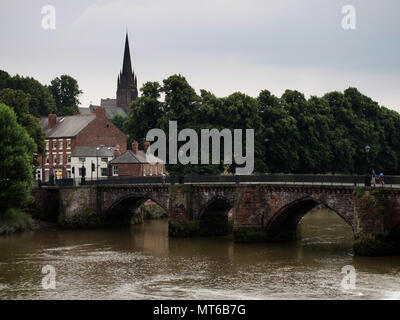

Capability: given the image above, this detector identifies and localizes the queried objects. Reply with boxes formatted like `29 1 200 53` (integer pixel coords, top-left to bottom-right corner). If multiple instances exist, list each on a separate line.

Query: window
59 153 63 165
59 140 63 149
113 165 118 176
46 140 49 150
79 157 85 163
101 168 107 176
101 157 108 163
53 154 57 164
52 140 56 150
67 139 71 149
78 168 83 177
46 157 49 164
67 153 71 163
67 170 71 178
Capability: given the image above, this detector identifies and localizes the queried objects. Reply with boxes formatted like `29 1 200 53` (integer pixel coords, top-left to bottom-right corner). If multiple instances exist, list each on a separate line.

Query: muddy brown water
0 209 400 299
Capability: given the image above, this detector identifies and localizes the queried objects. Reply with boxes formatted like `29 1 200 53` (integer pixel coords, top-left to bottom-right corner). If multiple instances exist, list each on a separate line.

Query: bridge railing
44 174 400 188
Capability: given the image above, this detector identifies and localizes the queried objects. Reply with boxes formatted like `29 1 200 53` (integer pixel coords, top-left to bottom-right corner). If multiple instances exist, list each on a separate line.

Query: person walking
371 170 377 186
379 172 385 185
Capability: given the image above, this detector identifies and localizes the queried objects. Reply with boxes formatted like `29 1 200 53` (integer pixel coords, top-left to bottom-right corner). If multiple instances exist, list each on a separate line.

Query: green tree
111 114 128 134
125 81 164 146
0 103 36 213
2 74 55 117
0 89 46 162
48 75 82 116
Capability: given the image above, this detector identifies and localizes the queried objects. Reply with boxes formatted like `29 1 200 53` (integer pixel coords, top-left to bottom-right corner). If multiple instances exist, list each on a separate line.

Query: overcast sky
0 0 399 111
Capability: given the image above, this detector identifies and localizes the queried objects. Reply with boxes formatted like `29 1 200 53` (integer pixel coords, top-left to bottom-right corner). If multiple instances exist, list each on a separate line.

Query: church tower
116 32 138 114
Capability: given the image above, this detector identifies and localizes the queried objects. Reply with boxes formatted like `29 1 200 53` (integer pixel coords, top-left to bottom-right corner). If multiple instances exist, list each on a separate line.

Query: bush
0 208 34 235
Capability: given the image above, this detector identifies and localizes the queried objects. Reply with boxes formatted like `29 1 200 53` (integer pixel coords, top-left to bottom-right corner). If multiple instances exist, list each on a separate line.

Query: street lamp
96 146 100 181
178 150 184 184
264 138 269 174
365 145 371 187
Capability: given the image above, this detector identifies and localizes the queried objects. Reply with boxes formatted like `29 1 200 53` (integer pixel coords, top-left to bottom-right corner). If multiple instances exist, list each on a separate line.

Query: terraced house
37 107 126 181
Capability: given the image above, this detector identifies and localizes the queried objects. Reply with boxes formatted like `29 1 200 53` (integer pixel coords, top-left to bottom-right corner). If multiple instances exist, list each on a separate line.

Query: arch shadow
198 196 233 236
265 196 354 241
106 193 168 226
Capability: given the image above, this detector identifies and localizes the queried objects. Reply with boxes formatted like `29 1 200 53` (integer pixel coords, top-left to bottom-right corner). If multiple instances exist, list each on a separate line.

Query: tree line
0 70 82 230
113 74 400 175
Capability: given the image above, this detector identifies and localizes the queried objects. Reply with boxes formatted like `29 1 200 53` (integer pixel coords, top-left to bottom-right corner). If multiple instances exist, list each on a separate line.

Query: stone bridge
31 183 400 256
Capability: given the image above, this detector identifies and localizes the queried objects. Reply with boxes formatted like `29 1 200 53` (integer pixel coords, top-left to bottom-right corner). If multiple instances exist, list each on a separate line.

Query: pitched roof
40 115 96 138
79 105 127 119
71 146 115 157
110 150 164 164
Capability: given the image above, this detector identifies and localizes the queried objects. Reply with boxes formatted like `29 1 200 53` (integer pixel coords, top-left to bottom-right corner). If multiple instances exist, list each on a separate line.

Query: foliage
0 88 46 161
0 103 36 213
125 74 400 175
0 208 34 235
0 73 55 117
47 74 82 116
111 114 129 134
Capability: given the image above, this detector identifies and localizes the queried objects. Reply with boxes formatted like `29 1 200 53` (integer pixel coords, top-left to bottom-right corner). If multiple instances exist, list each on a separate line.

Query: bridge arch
105 193 168 225
197 196 234 236
265 196 355 241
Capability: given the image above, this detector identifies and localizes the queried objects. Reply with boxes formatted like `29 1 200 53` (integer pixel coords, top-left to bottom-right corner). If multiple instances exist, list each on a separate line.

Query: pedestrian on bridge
379 172 385 185
371 170 377 186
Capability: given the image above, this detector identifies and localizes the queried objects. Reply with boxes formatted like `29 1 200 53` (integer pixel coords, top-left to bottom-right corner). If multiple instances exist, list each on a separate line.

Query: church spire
116 31 138 114
122 32 133 76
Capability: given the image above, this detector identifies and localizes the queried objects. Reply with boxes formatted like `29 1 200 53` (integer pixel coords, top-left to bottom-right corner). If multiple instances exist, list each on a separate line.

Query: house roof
71 146 115 157
40 115 96 138
79 104 127 119
110 150 164 164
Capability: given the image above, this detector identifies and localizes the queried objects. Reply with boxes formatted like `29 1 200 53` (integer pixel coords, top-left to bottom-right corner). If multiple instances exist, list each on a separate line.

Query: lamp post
365 145 371 187
178 150 184 184
81 159 86 185
96 147 100 181
264 138 269 174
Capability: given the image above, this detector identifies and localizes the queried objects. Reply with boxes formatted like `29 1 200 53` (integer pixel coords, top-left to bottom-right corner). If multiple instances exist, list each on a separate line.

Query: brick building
37 107 126 181
109 141 165 177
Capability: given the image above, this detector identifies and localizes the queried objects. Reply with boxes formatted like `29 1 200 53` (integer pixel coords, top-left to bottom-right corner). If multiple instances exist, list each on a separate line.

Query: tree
48 75 82 116
2 75 55 117
111 114 128 134
0 89 46 162
125 81 164 146
0 103 36 213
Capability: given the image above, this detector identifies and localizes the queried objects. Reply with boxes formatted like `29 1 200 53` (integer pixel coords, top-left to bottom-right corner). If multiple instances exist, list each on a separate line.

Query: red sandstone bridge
31 174 400 256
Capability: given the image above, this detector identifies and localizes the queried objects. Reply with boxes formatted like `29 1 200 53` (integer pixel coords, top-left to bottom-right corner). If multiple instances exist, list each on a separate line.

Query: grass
0 208 34 235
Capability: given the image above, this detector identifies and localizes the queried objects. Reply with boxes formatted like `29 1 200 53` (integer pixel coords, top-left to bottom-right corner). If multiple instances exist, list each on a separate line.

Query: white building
71 146 115 180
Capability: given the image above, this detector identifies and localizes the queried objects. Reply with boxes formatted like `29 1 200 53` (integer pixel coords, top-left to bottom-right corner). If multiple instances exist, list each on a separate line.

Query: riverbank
0 209 57 236
0 209 34 235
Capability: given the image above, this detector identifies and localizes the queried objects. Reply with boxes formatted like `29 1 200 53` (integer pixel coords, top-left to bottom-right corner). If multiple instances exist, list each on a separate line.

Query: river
0 209 400 300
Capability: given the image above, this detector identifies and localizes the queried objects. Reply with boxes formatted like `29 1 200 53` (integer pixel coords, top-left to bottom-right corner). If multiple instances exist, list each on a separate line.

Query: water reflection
0 209 399 300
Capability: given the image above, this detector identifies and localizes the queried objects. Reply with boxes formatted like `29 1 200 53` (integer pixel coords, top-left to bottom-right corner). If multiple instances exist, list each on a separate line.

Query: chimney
144 141 150 153
132 140 138 154
96 106 106 118
48 113 57 128
114 144 121 158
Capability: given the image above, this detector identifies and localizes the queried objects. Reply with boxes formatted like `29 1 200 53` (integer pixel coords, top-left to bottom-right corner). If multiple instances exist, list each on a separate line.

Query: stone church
80 32 138 119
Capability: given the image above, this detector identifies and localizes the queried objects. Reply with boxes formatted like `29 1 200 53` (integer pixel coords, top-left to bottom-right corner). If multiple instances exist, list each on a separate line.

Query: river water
0 209 400 300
